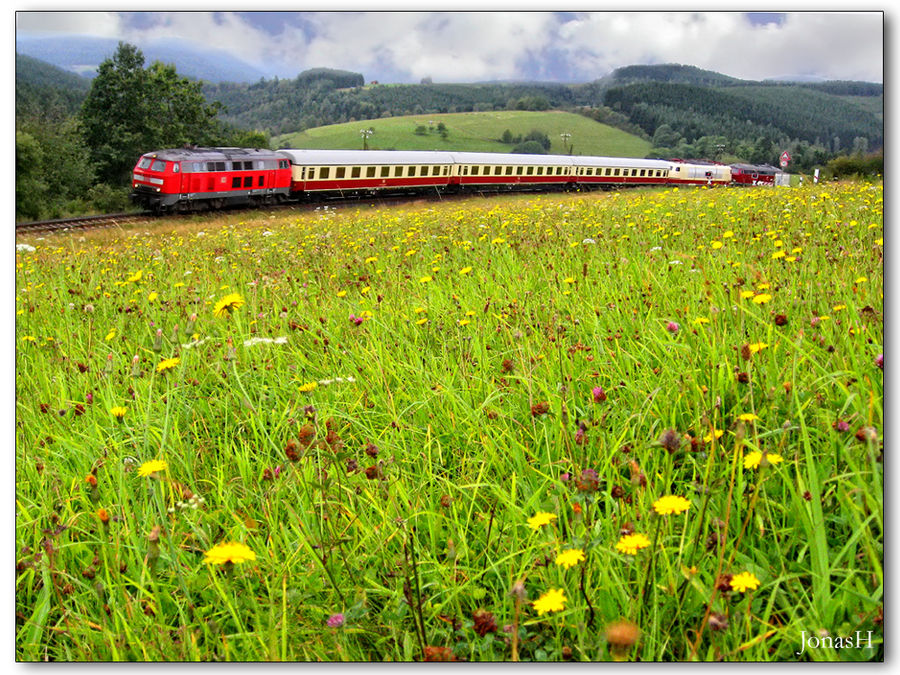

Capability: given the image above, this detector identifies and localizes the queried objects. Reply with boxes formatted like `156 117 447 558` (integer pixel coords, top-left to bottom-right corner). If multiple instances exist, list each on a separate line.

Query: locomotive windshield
138 157 167 172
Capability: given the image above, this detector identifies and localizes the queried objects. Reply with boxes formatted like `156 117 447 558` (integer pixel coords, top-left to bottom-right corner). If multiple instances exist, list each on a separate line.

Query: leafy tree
511 140 547 154
16 130 47 221
80 42 221 186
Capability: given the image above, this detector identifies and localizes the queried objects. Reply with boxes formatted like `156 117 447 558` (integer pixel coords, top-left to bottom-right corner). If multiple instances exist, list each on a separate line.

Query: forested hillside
604 81 883 153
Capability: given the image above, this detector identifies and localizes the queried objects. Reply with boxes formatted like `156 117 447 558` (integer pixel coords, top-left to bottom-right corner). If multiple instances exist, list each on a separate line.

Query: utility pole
560 132 572 155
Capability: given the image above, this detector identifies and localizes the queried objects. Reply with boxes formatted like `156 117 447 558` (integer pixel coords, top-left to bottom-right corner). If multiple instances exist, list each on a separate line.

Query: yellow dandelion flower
730 571 760 593
737 413 760 422
21 335 36 342
213 293 244 318
740 290 755 299
203 541 257 565
771 250 786 259
555 548 586 569
336 290 348 298
832 304 846 311
105 329 116 341
855 276 867 284
459 266 472 275
693 317 710 325
563 277 575 284
419 276 432 284
148 291 158 302
615 533 651 556
527 512 557 530
710 241 723 249
416 318 428 325
748 342 768 354
458 319 470 326
652 495 691 516
110 406 127 420
137 459 168 477
156 357 180 373
298 381 318 393
743 451 784 470
752 293 772 304
703 429 724 443
128 270 143 283
532 588 567 616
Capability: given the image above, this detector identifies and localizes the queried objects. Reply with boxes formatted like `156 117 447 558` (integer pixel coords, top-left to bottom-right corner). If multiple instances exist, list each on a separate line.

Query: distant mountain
15 35 267 83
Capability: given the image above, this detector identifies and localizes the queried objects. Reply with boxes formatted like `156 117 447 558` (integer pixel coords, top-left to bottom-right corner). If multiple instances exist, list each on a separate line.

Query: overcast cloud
15 10 884 83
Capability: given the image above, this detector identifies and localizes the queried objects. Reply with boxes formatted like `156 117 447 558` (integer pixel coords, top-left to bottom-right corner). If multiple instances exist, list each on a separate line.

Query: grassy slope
274 110 653 157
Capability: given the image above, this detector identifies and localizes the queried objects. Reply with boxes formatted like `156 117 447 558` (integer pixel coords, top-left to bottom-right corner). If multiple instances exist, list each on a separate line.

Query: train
130 146 780 213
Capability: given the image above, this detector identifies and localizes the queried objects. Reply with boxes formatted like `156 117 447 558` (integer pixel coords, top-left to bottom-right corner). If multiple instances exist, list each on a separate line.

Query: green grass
274 110 652 157
15 181 883 661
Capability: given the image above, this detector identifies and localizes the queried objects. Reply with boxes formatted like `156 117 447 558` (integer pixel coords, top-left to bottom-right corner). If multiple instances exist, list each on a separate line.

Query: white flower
669 260 683 265
582 238 596 245
16 244 36 252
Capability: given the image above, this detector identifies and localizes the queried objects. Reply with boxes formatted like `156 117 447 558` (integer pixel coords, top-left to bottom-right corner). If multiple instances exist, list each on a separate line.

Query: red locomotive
131 147 291 212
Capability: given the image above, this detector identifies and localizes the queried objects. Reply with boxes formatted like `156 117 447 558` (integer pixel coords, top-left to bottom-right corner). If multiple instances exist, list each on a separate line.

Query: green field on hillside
274 110 652 157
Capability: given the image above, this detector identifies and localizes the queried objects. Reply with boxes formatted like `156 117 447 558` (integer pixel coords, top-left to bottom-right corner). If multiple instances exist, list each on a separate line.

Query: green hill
274 110 652 157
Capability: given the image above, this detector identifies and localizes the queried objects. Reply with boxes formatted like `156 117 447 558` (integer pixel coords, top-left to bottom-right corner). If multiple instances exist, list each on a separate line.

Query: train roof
143 147 284 162
278 149 672 168
278 149 456 165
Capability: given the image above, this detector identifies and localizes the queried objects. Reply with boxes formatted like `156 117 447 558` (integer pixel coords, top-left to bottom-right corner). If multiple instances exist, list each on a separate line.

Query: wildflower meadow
15 182 883 661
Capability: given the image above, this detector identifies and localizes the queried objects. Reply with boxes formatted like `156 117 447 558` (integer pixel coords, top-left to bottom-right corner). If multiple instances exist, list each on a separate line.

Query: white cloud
16 11 123 37
14 10 884 83
556 11 883 82
276 12 558 82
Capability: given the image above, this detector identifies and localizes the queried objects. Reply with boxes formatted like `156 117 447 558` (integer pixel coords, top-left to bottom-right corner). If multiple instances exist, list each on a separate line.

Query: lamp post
560 132 572 155
360 128 373 150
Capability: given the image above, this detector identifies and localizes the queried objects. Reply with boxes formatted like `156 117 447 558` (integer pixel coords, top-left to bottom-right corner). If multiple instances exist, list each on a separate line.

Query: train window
516 167 523 176
639 169 646 177
380 166 390 178
172 163 180 173
471 166 479 176
408 166 417 177
280 160 289 169
367 167 376 178
151 159 167 171
394 166 403 177
433 166 441 175
351 167 361 178
243 176 252 187
336 167 346 179
192 162 201 172
258 176 264 187
536 167 543 175
526 167 534 175
139 157 153 169
421 166 430 176
613 169 620 176
232 177 241 188
320 168 330 179
307 168 315 179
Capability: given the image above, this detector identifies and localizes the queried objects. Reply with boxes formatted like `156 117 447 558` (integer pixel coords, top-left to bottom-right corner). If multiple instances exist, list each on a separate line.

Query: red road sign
780 151 791 168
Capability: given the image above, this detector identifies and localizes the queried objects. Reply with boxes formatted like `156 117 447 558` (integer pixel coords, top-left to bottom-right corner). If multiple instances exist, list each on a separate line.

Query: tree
80 42 222 186
16 130 47 221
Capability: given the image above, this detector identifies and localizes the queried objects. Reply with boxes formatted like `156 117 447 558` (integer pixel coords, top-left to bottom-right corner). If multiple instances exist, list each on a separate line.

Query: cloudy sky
15 8 884 84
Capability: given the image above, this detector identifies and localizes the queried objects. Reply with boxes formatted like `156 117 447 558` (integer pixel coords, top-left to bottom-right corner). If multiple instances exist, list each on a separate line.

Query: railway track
15 211 155 236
